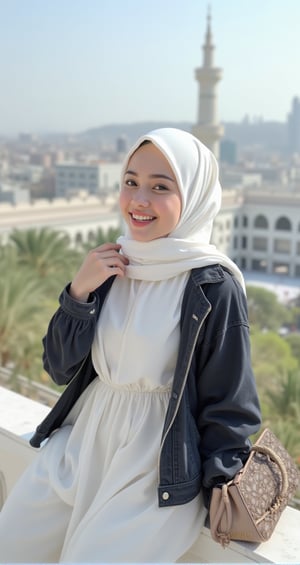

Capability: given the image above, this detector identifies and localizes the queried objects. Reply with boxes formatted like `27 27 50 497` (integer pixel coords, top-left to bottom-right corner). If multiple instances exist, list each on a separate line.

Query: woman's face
119 143 182 242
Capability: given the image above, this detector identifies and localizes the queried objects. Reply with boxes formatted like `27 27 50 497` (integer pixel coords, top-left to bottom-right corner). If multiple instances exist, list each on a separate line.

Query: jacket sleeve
42 283 101 385
197 274 261 490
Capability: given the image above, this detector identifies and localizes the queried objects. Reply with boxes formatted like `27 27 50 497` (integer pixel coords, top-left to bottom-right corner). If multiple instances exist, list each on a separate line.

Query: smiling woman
0 128 261 564
120 142 182 241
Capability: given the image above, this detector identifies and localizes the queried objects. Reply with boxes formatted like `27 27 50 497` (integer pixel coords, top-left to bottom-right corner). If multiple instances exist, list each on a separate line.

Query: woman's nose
131 187 150 206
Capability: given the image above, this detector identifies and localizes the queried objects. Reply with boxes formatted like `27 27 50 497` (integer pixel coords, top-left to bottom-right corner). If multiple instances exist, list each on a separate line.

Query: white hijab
118 128 245 293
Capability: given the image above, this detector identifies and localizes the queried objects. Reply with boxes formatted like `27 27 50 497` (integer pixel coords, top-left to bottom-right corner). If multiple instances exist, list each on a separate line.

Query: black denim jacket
30 265 261 507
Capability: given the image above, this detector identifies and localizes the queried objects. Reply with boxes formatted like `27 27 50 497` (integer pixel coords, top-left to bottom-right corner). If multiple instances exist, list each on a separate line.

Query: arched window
254 215 268 229
75 232 83 244
242 215 248 227
275 217 291 231
88 230 95 243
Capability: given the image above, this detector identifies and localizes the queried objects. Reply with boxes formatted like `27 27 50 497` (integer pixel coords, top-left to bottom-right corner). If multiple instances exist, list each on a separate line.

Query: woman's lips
129 212 156 224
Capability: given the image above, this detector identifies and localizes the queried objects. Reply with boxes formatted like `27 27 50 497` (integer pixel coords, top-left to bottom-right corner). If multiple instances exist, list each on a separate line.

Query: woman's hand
70 243 129 302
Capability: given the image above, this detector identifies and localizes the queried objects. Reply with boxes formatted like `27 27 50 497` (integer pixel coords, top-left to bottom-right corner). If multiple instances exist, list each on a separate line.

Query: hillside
79 120 287 150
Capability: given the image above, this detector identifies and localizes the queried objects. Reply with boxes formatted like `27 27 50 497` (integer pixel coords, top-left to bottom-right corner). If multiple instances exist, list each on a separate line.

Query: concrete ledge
180 506 300 563
0 427 36 506
1 384 300 563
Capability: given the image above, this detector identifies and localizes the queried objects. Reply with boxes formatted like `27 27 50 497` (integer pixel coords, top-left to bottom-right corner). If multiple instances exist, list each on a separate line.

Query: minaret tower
192 8 224 158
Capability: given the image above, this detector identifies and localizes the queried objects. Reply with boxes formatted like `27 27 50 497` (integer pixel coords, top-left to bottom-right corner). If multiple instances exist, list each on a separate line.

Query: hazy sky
1 0 299 136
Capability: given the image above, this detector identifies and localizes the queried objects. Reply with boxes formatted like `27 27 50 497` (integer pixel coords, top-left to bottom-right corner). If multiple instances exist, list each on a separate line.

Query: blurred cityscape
0 12 300 286
0 9 300 528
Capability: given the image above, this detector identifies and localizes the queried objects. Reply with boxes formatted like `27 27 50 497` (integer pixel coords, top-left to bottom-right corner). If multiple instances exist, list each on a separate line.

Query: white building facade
212 190 300 277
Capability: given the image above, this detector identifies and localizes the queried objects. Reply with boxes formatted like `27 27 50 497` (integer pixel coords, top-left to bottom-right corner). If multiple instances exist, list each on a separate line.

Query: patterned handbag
209 428 300 547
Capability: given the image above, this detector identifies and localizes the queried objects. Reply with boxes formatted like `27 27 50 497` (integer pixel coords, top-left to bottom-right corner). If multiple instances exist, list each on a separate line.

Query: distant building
18 133 37 145
116 135 128 155
220 168 262 190
220 140 237 165
212 189 300 277
9 165 44 184
192 9 224 158
0 182 30 205
287 96 300 155
29 152 52 168
55 162 122 197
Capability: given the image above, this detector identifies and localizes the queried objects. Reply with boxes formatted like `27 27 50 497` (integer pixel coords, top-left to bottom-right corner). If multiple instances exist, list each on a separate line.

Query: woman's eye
153 184 168 192
125 179 137 187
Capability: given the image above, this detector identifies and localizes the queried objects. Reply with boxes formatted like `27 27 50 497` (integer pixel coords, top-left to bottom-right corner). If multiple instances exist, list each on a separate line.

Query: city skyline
1 0 299 136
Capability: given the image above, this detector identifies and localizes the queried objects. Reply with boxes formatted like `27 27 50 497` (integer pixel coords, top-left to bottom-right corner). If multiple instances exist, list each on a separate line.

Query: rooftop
0 385 299 563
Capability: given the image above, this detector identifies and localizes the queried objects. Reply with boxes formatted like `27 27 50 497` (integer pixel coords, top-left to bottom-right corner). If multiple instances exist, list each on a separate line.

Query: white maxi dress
0 275 207 563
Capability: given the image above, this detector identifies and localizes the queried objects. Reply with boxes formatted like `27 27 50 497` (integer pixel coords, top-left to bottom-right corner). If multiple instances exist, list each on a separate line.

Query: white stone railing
0 427 36 507
0 385 299 563
0 365 60 407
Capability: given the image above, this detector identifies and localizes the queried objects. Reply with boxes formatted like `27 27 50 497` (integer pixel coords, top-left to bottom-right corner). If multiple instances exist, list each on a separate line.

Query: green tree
268 370 300 421
81 226 122 253
0 226 123 387
246 286 291 331
9 227 79 292
0 248 45 370
290 293 300 308
284 334 300 366
251 331 298 397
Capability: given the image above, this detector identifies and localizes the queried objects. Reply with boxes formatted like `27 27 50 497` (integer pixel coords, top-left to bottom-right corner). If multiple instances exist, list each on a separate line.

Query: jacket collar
190 264 227 287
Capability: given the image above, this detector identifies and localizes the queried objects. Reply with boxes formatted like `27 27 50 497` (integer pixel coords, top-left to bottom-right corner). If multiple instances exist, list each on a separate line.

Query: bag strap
251 444 289 524
210 483 232 547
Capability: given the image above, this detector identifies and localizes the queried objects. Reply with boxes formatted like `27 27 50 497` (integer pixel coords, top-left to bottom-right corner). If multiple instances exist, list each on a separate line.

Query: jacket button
162 491 170 501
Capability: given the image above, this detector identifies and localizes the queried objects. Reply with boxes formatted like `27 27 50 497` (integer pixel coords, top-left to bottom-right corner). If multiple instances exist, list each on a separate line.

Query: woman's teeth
132 214 154 221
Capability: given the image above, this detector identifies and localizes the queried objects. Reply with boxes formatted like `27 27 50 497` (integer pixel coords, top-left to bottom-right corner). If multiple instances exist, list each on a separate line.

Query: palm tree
80 226 122 253
9 227 80 293
0 248 45 370
268 370 300 422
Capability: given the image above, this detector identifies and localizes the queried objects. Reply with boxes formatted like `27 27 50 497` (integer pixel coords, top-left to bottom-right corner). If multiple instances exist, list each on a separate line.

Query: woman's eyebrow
150 173 175 182
125 169 175 182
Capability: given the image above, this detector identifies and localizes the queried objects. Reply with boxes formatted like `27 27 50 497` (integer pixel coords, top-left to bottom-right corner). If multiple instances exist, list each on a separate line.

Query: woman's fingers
70 243 129 302
91 248 129 266
93 242 122 252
